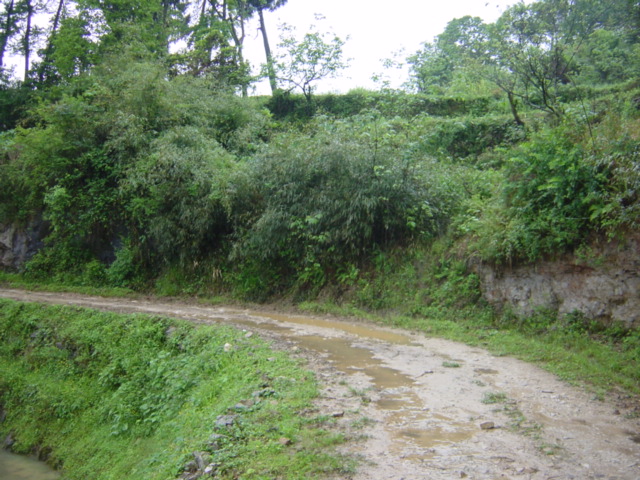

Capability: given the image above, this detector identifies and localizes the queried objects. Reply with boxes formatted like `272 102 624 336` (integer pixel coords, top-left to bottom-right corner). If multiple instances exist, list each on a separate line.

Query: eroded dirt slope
0 288 638 480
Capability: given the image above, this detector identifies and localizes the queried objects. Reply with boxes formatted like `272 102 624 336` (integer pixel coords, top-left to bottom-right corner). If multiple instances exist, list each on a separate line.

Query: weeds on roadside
0 299 351 480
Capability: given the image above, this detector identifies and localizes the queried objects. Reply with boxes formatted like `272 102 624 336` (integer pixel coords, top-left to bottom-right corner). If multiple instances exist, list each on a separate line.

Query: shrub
121 125 235 267
461 125 609 263
419 115 525 160
230 114 463 292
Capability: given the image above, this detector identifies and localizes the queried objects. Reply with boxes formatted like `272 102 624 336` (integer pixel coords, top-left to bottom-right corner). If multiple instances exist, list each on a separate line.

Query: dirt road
1 288 638 479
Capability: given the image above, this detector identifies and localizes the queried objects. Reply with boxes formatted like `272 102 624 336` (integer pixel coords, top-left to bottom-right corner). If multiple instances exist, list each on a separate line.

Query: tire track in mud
1 288 638 479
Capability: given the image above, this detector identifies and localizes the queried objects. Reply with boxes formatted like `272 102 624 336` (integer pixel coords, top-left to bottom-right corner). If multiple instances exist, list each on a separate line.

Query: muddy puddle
251 312 414 344
229 314 477 456
292 333 475 455
0 450 59 480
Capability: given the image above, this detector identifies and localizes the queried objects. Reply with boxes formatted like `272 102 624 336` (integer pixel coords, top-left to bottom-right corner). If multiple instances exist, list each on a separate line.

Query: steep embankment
476 234 640 328
1 289 639 480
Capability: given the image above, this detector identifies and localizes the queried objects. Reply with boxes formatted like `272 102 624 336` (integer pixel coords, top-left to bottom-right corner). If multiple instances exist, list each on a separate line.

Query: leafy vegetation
0 299 352 479
1 0 637 287
1 0 640 470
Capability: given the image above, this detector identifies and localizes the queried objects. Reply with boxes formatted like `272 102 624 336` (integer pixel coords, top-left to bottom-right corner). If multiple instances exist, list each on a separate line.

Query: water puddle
248 312 414 345
0 450 59 480
379 391 475 458
291 334 475 457
295 335 412 389
474 368 499 375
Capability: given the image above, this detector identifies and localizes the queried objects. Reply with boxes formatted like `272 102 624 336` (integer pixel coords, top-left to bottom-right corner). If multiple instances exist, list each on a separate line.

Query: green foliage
0 75 32 131
419 115 525 160
585 108 640 234
344 240 483 315
122 125 234 267
48 13 97 81
461 124 613 263
502 127 605 258
0 299 350 479
105 240 144 288
265 89 494 120
230 114 463 293
3 54 269 283
0 130 22 222
575 28 640 85
273 16 349 104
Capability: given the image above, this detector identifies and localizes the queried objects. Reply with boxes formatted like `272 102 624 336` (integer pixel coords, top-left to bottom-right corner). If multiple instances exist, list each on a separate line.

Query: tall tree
77 0 187 56
189 0 252 93
16 0 34 81
0 0 16 70
407 16 490 96
36 0 65 84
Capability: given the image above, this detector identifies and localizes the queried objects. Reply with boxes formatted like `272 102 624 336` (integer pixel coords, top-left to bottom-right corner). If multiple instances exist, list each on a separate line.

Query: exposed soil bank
0 288 638 480
476 234 640 328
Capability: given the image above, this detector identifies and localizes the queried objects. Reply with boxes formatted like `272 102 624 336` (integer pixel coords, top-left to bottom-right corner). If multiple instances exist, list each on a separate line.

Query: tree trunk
258 8 277 93
23 0 32 81
37 0 64 83
0 0 15 69
228 7 247 97
507 92 524 127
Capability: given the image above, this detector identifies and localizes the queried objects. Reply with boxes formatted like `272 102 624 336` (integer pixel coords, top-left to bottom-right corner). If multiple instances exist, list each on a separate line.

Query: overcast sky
245 0 524 94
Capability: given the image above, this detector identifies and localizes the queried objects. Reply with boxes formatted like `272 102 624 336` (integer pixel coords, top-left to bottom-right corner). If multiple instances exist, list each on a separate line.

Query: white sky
245 0 523 94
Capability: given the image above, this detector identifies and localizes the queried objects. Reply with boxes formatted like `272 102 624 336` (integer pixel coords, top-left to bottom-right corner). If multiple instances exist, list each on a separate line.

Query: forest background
0 0 639 321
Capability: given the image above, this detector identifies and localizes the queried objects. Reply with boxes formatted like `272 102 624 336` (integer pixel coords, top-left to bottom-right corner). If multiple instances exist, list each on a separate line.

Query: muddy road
1 288 638 479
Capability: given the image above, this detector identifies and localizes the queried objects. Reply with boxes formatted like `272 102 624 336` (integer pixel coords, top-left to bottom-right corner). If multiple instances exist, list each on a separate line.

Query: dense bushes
264 89 495 120
1 49 639 297
121 125 235 267
419 115 525 160
228 115 466 295
1 56 269 285
460 106 640 264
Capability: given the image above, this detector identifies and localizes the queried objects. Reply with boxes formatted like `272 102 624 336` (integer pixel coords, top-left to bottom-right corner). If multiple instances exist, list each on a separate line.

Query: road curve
1 288 638 480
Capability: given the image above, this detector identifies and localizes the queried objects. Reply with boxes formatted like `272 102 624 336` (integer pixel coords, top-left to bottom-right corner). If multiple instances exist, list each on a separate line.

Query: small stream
0 449 59 479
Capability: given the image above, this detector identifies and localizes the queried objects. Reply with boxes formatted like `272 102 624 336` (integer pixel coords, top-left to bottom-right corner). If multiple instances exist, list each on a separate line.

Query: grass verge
0 272 136 298
0 299 353 479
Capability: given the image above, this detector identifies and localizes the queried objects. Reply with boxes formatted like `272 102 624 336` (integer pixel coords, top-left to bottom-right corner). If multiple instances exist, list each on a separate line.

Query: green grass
0 299 353 479
481 391 507 404
0 271 136 298
442 361 461 368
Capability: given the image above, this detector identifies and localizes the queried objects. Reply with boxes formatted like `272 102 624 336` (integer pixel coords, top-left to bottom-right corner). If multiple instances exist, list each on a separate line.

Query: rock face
0 219 48 271
475 235 640 329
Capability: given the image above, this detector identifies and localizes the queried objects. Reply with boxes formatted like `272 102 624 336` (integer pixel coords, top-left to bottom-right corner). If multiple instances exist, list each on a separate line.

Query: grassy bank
0 299 352 479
